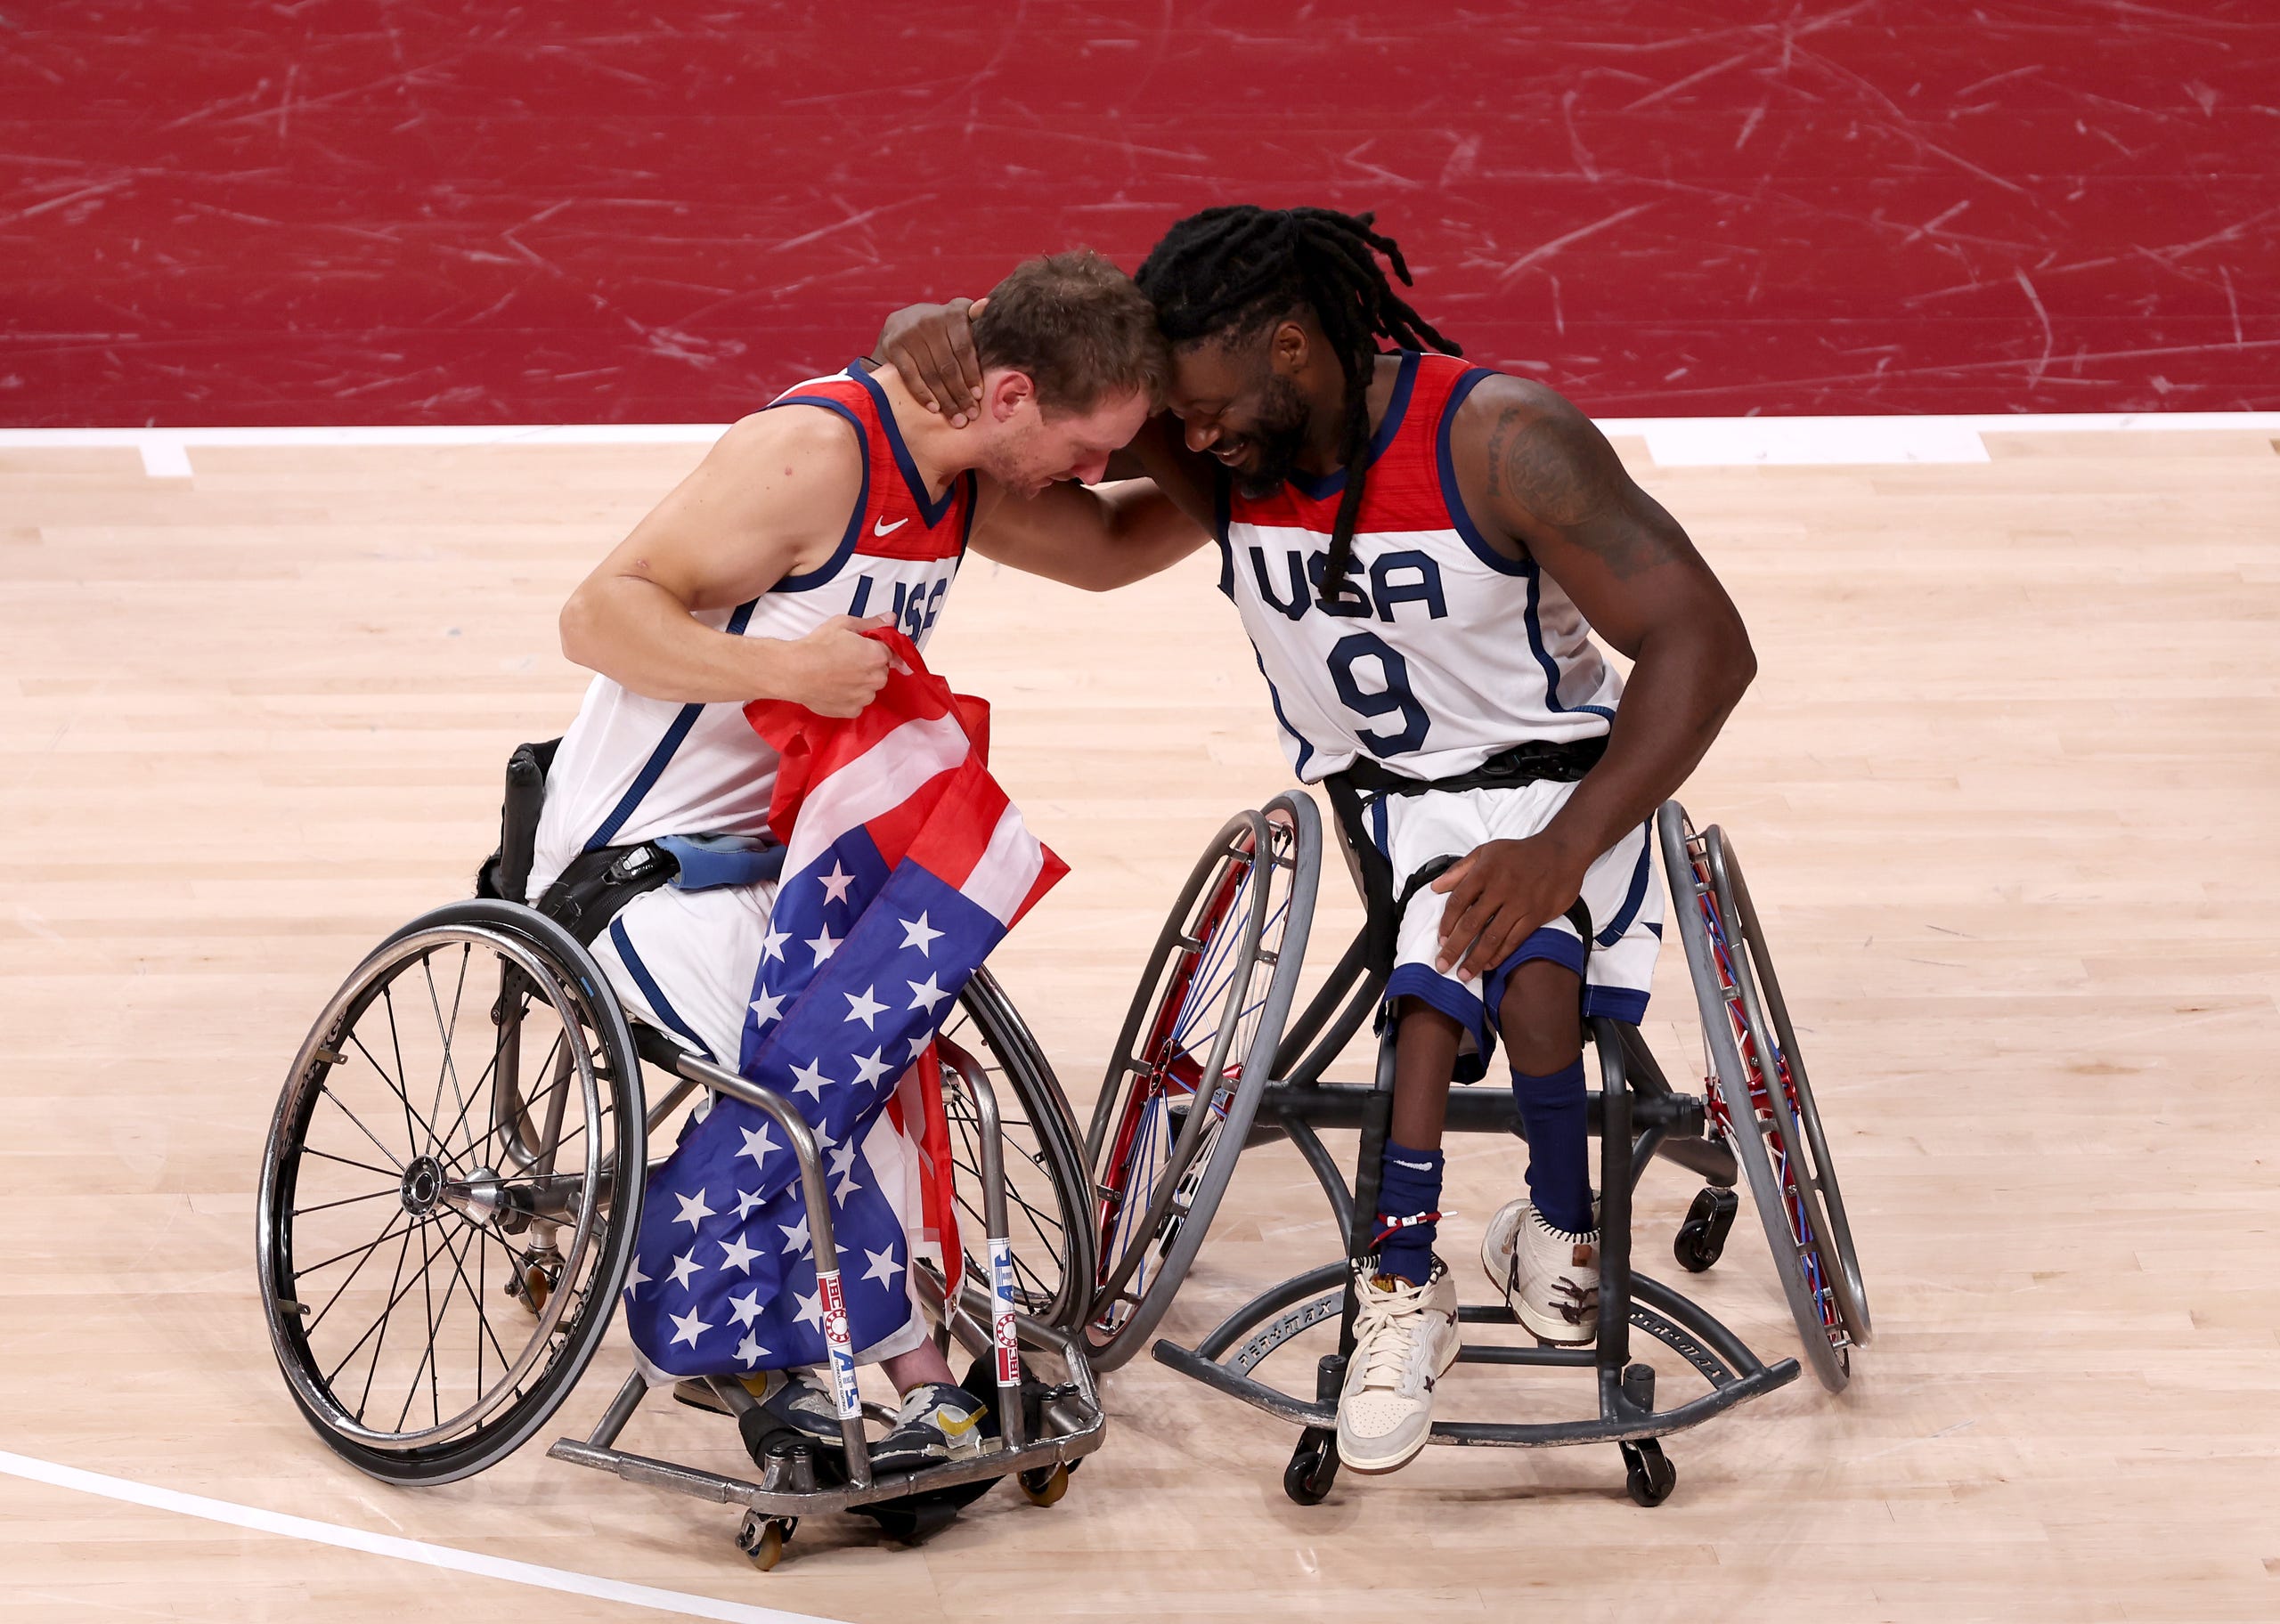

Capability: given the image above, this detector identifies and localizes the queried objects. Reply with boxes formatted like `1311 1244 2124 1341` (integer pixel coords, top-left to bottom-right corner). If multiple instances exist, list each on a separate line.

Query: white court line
0 1449 847 1624
0 410 2276 477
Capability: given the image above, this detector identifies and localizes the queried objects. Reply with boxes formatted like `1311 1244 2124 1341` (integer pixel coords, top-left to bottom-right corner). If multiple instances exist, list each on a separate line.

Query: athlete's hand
1429 833 1592 978
875 297 987 426
780 616 894 717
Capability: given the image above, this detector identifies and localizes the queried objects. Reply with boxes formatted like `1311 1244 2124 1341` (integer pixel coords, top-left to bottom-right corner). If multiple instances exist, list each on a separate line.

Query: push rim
1081 795 1318 1365
1664 808 1861 1390
1085 810 1274 1340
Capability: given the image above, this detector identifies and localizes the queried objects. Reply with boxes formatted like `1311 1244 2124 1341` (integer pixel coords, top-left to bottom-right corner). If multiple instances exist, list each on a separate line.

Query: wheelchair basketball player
877 205 1756 1474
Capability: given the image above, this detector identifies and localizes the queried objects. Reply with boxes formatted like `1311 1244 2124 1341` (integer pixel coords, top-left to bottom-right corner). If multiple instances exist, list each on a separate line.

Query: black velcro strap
1338 735 1607 800
534 842 679 946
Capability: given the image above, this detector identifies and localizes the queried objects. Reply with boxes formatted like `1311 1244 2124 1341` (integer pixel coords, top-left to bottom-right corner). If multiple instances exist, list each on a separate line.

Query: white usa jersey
531 364 975 896
1218 351 1623 784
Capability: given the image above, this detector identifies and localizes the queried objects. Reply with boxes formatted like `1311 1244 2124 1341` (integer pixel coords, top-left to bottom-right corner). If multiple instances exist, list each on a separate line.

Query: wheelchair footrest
1151 1267 1799 1452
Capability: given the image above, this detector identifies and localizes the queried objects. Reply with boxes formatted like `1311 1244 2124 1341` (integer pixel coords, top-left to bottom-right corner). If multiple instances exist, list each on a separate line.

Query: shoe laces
1352 1273 1435 1389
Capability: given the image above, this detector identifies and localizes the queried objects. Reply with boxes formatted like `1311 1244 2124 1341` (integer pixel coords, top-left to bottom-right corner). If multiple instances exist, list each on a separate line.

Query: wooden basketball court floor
2 427 2276 1621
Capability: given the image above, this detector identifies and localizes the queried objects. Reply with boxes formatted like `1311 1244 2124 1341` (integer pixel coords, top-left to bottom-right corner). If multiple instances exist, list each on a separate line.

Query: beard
977 434 1056 498
1234 372 1313 499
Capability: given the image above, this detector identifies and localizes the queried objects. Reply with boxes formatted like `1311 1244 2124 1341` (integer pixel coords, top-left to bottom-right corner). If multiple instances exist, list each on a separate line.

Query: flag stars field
617 639 1064 1383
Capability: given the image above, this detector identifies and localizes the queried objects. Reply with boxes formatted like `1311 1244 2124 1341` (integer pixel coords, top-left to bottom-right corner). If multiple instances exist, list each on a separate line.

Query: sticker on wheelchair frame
818 1268 859 1419
989 1238 1021 1389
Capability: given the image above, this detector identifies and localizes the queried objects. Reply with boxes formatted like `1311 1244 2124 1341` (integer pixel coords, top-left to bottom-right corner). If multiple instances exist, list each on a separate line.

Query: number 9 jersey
1216 351 1623 784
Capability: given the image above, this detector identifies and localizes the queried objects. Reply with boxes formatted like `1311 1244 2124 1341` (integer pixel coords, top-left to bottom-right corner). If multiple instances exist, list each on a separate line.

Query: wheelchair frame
257 753 1105 1568
547 1031 1106 1563
1089 790 1866 1503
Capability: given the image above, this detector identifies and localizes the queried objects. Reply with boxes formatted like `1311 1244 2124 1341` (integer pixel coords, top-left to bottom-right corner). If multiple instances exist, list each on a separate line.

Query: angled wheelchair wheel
1660 805 1869 1393
256 899 646 1482
934 969 1095 1332
1082 792 1320 1369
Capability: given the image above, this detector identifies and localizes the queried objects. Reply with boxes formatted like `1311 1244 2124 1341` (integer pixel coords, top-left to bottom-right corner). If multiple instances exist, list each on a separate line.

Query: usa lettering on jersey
1218 352 1624 784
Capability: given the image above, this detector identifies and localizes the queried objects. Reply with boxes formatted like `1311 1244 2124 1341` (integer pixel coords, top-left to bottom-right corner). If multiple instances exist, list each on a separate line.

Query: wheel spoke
423 1011 520 1169
433 1214 518 1397
456 1026 570 1167
315 1214 439 1374
293 1185 403 1221
346 1027 460 1171
296 1210 416 1289
422 946 478 1165
381 982 423 1163
314 1081 408 1174
298 1145 403 1181
353 1221 419 1424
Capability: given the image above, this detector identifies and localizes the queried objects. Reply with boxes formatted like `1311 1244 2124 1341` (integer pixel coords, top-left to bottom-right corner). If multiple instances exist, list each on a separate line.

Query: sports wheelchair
1079 788 1869 1506
255 747 1104 1568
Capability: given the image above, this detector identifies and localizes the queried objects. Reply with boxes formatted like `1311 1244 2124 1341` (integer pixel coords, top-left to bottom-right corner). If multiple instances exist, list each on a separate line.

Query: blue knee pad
1511 1059 1592 1234
1372 1138 1444 1284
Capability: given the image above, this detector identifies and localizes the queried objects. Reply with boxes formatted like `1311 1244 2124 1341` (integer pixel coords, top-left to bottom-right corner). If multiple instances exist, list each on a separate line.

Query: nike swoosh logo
939 1409 982 1437
1389 1157 1433 1171
873 516 908 537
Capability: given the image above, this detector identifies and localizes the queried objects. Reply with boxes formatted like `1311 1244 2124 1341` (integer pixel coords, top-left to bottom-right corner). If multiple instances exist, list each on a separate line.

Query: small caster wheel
1673 1186 1739 1273
503 1253 560 1316
1018 1464 1069 1506
1620 1439 1676 1507
734 1512 793 1571
1283 1427 1339 1506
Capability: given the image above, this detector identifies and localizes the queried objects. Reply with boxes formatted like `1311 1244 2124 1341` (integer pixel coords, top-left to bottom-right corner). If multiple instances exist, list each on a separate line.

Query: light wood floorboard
2 432 2276 1620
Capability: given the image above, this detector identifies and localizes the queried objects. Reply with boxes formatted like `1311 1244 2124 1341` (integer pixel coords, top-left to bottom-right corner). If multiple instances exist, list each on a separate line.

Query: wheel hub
400 1155 444 1215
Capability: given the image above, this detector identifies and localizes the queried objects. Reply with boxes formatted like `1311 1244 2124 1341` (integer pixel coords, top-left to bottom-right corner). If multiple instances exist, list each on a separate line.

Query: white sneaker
1482 1199 1600 1345
1334 1257 1459 1474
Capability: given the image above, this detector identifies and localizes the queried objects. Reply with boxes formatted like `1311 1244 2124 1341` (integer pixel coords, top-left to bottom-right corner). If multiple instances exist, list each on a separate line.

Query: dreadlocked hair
1136 206 1460 606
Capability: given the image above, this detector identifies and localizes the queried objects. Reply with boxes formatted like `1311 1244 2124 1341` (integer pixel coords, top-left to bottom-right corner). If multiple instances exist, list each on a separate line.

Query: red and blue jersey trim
761 362 976 590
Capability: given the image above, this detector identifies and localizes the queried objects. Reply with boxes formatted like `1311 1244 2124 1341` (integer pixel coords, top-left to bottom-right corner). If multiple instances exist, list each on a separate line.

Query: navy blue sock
1510 1059 1593 1234
1372 1138 1445 1284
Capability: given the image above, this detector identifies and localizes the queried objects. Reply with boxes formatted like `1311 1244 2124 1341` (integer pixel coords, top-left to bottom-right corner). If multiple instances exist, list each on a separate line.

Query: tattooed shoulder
1469 378 1676 580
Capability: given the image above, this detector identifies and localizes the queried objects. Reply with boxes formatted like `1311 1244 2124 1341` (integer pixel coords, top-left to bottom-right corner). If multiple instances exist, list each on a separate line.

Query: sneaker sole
1512 1296 1597 1346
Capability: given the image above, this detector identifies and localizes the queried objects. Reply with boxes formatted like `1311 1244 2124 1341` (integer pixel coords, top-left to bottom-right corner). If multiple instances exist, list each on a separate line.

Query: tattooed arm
1429 375 1756 975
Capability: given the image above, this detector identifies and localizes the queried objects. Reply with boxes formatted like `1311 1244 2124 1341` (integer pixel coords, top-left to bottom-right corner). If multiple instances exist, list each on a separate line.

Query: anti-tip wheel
1018 1464 1070 1506
1283 1428 1339 1506
735 1513 789 1571
1621 1440 1676 1507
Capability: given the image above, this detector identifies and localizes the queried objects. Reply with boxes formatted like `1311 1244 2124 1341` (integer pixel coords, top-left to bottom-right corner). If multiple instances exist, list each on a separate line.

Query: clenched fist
781 615 893 717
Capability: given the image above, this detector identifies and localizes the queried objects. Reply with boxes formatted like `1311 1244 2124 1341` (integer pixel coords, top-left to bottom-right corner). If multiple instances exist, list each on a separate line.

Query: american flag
621 629 1065 1381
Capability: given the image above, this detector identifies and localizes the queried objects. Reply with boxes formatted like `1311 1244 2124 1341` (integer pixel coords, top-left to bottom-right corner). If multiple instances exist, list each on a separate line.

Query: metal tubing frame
1152 1006 1802 1449
547 1038 1106 1513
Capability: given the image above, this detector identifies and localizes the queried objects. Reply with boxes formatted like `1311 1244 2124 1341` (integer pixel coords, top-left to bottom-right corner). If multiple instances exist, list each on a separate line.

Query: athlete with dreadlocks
876 206 1755 1476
